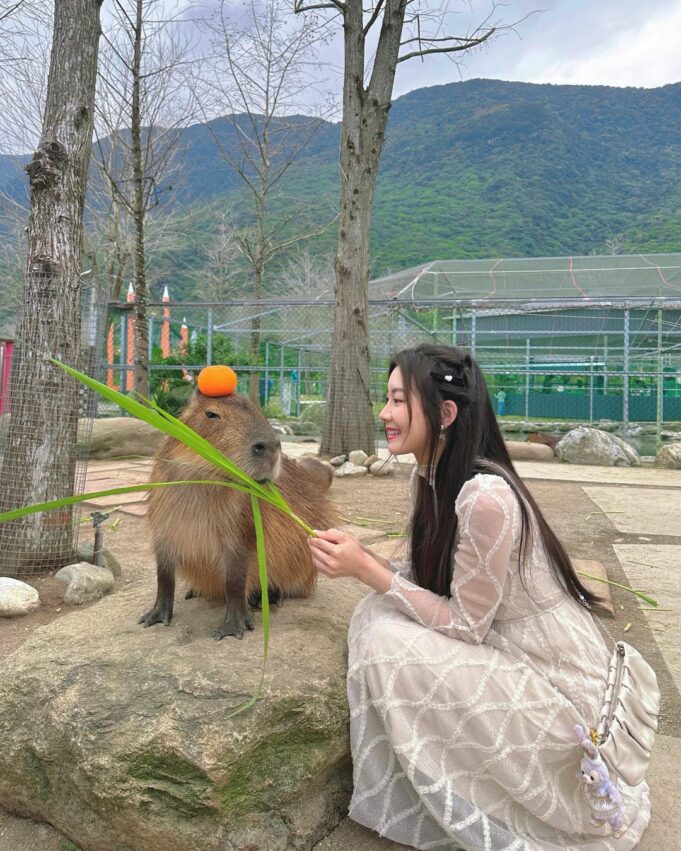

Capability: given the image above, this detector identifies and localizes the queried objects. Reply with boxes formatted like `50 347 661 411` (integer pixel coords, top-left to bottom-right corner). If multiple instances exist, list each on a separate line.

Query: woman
308 344 651 850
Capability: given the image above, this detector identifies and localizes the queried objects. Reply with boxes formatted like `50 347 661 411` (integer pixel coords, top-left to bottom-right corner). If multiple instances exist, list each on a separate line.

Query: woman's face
379 367 430 463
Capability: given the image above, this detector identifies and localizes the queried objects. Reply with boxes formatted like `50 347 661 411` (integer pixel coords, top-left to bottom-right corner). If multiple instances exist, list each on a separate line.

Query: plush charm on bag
575 725 627 838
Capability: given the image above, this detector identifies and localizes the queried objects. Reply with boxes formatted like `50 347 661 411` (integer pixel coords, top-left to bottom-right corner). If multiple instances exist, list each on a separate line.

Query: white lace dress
347 471 651 850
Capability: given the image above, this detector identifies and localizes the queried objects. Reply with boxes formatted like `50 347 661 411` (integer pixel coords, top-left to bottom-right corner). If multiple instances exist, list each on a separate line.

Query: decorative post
126 282 135 392
160 285 170 358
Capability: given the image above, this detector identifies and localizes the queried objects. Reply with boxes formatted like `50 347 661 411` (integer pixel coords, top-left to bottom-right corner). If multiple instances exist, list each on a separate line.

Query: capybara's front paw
138 603 173 627
213 612 255 640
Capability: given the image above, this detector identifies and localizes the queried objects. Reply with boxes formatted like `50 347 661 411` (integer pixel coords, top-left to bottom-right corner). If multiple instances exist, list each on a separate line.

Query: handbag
595 641 660 788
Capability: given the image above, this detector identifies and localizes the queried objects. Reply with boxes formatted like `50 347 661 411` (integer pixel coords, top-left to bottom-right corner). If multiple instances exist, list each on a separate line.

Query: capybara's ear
197 365 237 397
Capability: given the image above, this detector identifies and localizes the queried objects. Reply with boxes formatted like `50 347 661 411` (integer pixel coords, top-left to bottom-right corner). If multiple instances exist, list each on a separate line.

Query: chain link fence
0 282 104 575
103 296 681 452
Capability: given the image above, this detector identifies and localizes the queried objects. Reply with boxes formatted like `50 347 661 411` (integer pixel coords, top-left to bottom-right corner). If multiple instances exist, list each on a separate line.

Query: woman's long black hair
390 344 601 610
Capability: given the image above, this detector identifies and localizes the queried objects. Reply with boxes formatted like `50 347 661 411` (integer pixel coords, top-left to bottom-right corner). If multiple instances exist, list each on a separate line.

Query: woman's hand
308 529 366 580
308 529 393 593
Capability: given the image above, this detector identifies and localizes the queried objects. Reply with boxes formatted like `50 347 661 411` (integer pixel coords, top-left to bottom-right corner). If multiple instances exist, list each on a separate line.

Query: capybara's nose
251 438 281 458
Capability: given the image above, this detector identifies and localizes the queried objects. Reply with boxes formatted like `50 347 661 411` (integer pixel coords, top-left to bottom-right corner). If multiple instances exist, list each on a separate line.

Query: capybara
526 431 561 450
140 389 336 640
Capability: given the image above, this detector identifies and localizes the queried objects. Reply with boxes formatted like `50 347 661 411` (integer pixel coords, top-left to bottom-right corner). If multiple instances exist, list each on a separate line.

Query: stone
555 426 640 467
289 420 320 437
0 575 363 851
334 462 367 478
363 455 380 468
76 542 123 578
328 455 346 467
656 442 681 469
369 460 394 477
0 577 40 618
270 420 294 436
55 562 115 605
347 450 368 467
505 441 555 462
84 417 163 460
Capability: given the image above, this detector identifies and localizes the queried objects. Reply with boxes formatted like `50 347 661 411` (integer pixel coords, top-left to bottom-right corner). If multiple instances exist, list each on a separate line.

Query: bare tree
198 211 248 302
93 0 196 398
274 247 335 298
196 0 336 402
0 0 102 575
295 0 513 455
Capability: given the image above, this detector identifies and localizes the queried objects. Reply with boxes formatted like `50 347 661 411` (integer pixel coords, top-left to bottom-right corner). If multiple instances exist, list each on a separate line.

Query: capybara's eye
205 410 221 419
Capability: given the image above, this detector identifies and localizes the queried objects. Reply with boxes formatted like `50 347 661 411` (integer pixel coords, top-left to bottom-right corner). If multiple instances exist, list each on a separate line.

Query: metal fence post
207 307 213 365
656 308 663 445
589 356 594 423
264 341 270 406
471 310 477 356
622 309 630 436
525 338 530 420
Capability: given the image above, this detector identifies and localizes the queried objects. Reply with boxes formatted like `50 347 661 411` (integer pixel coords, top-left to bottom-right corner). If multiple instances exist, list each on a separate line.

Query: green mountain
2 78 681 299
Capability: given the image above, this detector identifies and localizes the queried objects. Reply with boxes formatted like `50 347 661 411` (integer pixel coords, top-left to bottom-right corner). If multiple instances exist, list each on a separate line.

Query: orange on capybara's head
197 365 238 397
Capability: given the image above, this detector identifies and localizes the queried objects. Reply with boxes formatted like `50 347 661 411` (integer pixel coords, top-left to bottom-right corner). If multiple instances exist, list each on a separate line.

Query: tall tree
0 0 102 575
197 0 335 402
294 0 503 455
94 0 195 398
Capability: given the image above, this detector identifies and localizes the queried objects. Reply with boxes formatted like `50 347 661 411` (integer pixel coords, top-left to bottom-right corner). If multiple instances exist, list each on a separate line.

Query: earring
439 424 446 441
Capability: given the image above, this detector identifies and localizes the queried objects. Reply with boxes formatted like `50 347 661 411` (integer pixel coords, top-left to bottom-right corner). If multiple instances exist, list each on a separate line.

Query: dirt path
1 463 679 850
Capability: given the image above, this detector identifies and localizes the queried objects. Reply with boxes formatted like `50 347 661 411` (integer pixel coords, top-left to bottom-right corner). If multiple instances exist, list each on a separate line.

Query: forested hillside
1 78 680 300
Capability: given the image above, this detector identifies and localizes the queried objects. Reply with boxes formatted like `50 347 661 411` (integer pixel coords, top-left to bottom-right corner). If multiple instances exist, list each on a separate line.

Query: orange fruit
197 365 238 397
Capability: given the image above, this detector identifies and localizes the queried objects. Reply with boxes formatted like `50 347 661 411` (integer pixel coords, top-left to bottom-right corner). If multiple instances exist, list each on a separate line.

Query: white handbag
596 641 660 787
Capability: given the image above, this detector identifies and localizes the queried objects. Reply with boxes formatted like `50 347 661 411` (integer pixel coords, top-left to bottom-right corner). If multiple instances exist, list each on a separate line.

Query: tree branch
397 28 495 64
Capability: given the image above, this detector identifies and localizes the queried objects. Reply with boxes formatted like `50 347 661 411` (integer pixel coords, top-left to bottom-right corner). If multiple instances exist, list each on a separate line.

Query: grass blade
577 570 659 607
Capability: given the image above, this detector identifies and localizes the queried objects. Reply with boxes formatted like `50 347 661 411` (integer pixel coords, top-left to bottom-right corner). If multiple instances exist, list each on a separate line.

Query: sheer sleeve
383 474 520 645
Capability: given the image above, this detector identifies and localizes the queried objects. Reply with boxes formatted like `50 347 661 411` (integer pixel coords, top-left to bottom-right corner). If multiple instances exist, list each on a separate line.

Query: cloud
389 0 681 95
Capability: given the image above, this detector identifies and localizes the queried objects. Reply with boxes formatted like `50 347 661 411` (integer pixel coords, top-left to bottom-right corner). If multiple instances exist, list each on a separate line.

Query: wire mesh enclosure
0 283 104 576
105 254 681 450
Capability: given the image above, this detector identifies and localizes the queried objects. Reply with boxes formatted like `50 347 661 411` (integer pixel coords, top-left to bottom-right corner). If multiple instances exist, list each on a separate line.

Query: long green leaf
0 480 258 524
225 497 271 719
577 570 659 607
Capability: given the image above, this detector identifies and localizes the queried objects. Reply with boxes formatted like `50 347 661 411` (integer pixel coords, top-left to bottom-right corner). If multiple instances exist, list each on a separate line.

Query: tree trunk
321 0 405 456
131 0 149 400
0 0 102 576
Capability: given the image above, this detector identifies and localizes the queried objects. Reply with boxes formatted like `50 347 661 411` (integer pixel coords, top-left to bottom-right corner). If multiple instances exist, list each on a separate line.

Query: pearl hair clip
430 369 465 389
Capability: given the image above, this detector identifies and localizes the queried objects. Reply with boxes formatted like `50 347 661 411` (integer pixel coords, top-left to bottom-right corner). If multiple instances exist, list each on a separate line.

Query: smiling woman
308 343 656 851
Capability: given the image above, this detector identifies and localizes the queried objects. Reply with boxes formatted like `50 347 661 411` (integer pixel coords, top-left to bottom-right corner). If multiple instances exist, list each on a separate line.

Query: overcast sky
387 0 681 97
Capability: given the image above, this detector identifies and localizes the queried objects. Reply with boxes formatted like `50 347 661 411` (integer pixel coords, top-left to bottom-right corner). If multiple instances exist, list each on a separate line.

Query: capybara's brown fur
526 431 561 450
140 389 336 639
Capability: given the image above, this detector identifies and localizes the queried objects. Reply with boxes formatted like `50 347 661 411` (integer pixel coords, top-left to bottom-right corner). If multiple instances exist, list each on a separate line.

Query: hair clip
430 370 465 389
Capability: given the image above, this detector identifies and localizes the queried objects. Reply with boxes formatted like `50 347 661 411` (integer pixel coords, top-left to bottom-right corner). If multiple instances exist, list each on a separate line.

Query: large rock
555 426 641 467
0 577 40 618
505 441 555 462
55 562 115 605
0 575 363 851
656 442 681 469
84 417 163 460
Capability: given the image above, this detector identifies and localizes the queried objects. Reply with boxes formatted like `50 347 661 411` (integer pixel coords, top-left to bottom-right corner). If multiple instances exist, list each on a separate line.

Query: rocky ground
0 449 679 851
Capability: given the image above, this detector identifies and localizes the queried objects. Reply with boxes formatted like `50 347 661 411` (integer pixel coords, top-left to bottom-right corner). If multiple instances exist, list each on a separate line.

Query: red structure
0 339 13 415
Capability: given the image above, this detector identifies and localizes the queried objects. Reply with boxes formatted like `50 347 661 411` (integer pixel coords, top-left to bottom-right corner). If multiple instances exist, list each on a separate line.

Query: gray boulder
347 450 368 467
656 442 681 469
555 426 640 467
55 562 115 605
334 462 367 478
76 543 123 578
0 576 363 851
84 417 163 460
0 577 40 618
